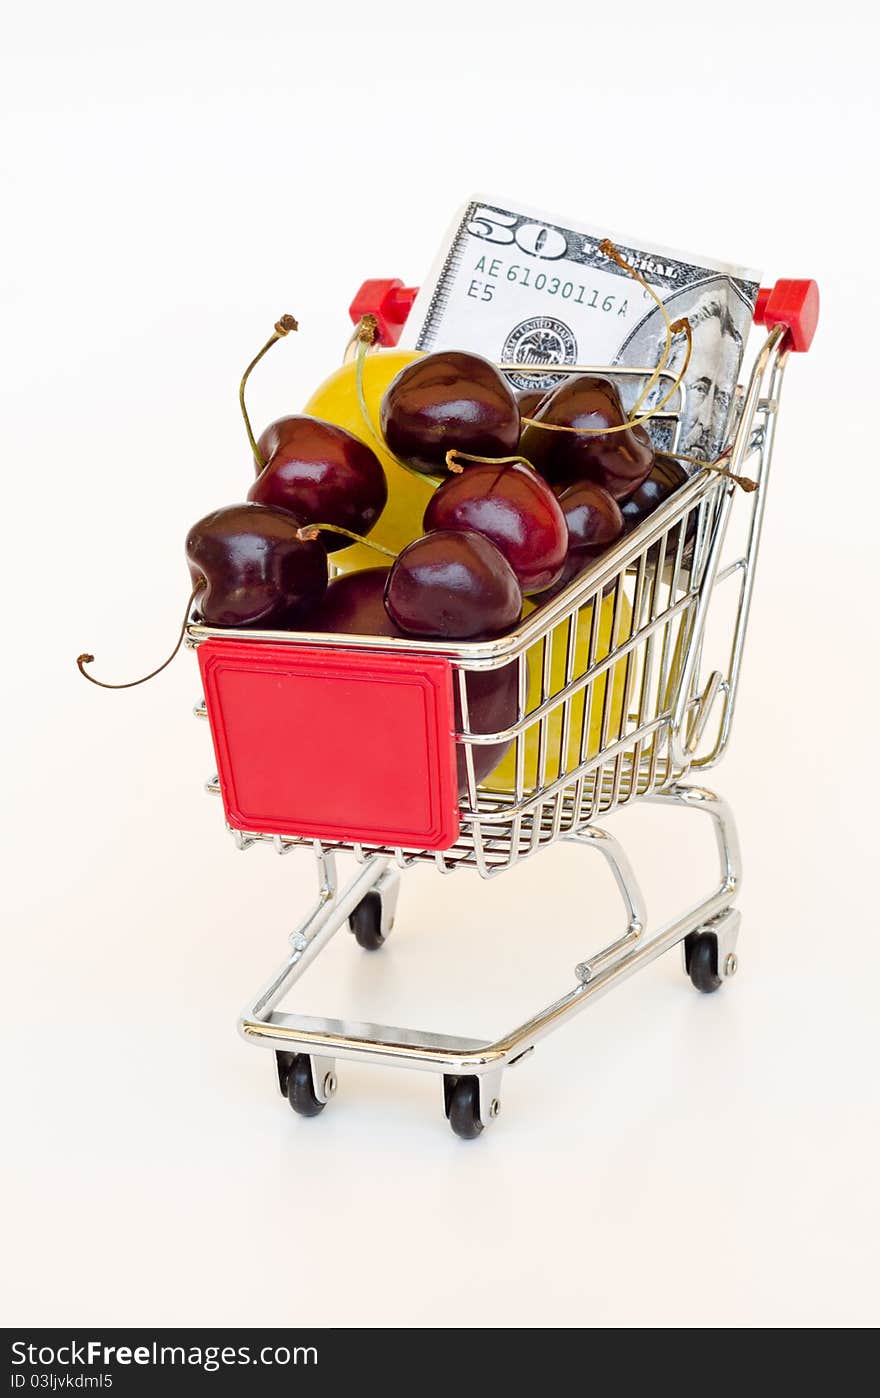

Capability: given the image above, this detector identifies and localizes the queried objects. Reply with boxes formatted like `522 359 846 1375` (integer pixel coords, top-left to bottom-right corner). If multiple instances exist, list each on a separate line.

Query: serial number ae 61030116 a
467 253 630 315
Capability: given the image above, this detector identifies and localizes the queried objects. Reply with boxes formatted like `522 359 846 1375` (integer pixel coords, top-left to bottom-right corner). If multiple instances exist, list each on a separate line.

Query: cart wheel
444 1076 484 1140
287 1055 326 1117
349 892 385 951
685 931 722 994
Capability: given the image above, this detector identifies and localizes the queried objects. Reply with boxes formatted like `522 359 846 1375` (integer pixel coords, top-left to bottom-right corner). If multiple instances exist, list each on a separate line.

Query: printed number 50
467 208 567 260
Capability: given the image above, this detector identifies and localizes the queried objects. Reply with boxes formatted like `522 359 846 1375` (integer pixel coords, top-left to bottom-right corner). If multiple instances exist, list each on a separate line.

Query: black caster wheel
443 1075 484 1140
349 891 385 951
286 1054 327 1117
685 931 722 994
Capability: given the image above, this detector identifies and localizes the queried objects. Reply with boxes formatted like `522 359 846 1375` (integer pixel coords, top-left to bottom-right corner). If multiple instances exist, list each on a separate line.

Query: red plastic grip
198 639 461 850
348 279 418 346
754 279 819 352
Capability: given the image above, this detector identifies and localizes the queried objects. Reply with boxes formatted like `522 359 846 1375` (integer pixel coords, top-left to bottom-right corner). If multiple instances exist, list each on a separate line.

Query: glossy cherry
302 567 518 791
531 479 625 602
423 461 567 595
521 374 654 499
247 416 387 550
302 567 402 638
385 529 522 640
380 351 520 475
534 550 594 602
619 454 688 534
556 479 624 556
186 502 327 628
621 454 696 568
515 386 550 421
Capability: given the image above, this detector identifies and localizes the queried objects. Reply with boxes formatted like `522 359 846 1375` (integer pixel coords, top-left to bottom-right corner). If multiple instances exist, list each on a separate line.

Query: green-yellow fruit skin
487 590 633 793
303 349 435 573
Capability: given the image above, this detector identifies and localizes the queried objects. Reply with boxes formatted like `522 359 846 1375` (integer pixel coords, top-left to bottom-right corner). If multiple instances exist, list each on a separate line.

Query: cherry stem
668 444 758 493
344 313 379 363
599 239 674 419
701 463 758 493
445 449 534 475
77 582 206 690
644 316 692 417
295 523 397 559
239 314 299 471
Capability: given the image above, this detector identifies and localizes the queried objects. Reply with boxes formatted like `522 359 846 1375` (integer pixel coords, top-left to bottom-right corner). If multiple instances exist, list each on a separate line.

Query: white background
3 1 879 1329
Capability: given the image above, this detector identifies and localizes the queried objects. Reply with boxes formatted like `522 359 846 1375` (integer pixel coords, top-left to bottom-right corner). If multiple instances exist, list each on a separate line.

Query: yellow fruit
486 588 633 794
303 349 436 572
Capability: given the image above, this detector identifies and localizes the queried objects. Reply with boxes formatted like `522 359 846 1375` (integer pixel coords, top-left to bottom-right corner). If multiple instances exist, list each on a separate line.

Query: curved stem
77 582 205 690
240 314 299 470
296 523 397 559
699 463 758 493
668 444 757 493
599 238 674 420
354 337 384 454
670 444 732 469
638 316 692 418
344 312 379 364
519 414 637 438
445 449 535 474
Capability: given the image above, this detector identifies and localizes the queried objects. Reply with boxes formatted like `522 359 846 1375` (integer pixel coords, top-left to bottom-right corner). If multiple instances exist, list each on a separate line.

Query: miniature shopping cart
186 277 818 1138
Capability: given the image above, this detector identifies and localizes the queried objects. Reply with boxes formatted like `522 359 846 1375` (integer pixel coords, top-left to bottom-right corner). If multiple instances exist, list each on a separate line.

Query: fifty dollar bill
400 196 761 464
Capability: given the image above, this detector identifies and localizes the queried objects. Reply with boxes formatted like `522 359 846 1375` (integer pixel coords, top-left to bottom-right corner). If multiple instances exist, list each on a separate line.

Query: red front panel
198 640 461 850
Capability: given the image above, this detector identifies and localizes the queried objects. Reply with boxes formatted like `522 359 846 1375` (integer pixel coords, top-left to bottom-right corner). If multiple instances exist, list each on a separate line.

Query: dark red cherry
423 461 567 595
556 480 624 556
247 415 387 550
301 567 402 638
186 502 327 628
531 483 623 605
302 567 518 792
533 548 621 606
385 530 522 640
380 351 520 475
621 454 696 569
521 374 654 499
515 386 550 422
619 454 688 534
533 550 593 602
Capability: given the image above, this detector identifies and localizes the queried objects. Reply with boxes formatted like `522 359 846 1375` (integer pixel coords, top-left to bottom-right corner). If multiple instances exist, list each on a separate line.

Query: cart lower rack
186 278 817 1137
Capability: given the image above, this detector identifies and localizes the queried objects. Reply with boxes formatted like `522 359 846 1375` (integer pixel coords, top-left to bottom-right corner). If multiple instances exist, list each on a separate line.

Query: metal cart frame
187 284 814 1137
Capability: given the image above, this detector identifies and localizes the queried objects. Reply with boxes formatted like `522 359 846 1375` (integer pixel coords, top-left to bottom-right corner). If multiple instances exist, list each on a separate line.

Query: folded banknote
400 197 761 464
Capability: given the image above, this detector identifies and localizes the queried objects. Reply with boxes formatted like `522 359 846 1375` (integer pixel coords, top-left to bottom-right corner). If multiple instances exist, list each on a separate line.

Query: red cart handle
754 279 819 352
349 279 418 347
350 276 820 353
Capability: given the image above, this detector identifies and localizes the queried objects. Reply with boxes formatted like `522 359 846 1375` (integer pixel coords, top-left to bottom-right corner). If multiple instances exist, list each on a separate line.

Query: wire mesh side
452 477 726 873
